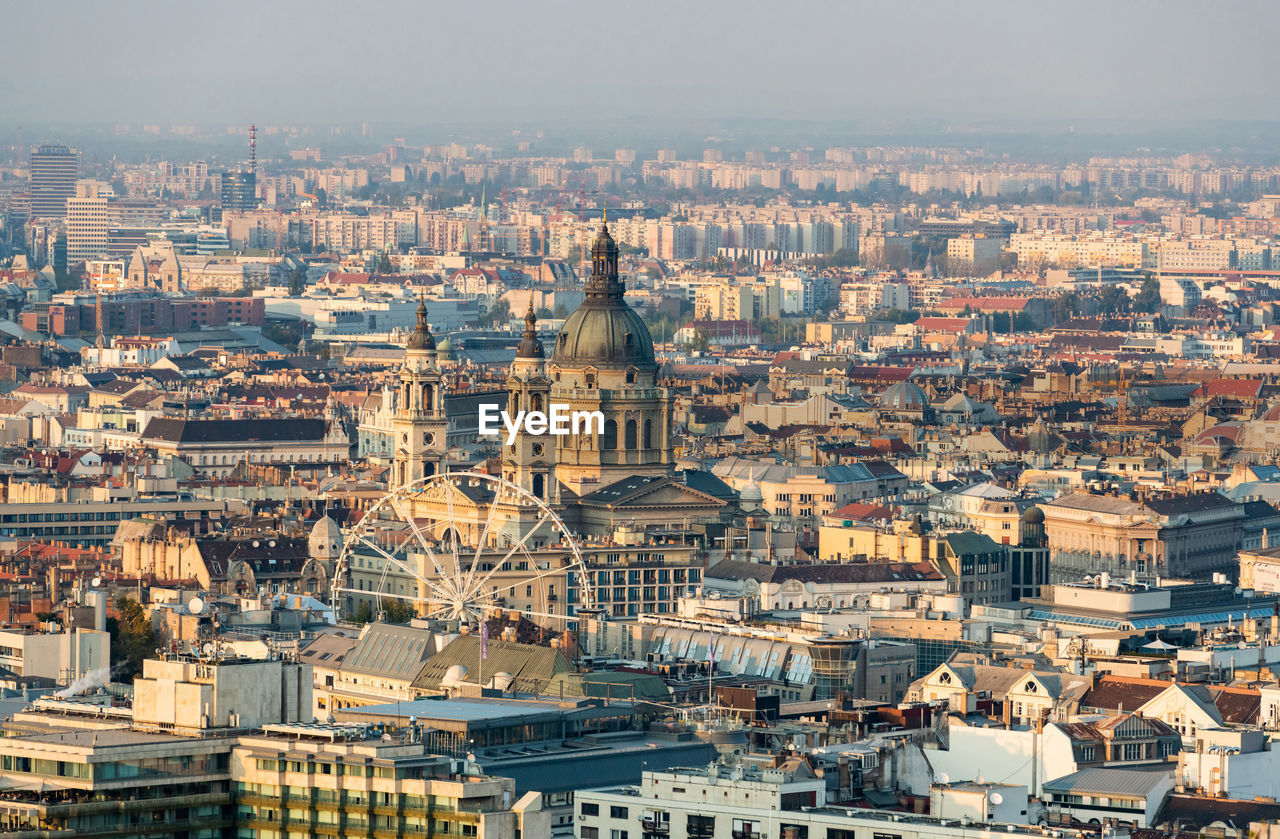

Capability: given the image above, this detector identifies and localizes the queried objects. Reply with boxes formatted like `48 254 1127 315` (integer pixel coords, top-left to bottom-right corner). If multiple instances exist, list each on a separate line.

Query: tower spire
406 293 435 351
515 299 545 360
585 219 622 300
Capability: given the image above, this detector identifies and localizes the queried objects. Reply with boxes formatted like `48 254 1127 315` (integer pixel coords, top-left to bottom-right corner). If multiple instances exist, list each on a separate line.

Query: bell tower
392 298 449 487
504 303 556 502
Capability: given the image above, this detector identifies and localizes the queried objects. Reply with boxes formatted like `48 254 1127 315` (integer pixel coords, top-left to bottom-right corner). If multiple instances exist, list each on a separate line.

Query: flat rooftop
337 696 585 724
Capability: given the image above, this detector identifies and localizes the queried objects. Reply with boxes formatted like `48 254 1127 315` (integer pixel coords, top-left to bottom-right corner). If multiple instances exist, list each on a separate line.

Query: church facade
349 222 750 622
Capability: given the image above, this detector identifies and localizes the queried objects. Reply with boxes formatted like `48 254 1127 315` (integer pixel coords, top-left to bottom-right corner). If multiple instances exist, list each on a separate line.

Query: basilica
389 220 748 541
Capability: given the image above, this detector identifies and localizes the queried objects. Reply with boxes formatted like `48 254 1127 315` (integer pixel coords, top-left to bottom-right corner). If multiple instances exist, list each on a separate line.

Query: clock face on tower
532 443 544 456
424 432 435 445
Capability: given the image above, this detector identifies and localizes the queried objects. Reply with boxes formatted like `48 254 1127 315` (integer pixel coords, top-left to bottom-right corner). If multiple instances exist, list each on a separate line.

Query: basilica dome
552 222 656 369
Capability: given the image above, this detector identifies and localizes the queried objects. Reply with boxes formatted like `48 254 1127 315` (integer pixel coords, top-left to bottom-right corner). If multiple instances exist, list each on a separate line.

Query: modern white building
578 762 1063 839
0 627 110 685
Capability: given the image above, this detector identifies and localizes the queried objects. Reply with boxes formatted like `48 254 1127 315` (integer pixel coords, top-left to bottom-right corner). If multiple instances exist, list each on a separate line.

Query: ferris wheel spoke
464 491 504 597
442 474 462 579
350 530 453 602
387 494 456 593
332 471 593 625
469 511 552 595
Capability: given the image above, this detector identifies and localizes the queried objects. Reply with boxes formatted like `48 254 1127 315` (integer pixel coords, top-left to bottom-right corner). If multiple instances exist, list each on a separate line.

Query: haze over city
5 0 1278 128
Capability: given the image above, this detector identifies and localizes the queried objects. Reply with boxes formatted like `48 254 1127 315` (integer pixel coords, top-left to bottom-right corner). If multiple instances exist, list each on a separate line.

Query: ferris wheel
330 471 593 625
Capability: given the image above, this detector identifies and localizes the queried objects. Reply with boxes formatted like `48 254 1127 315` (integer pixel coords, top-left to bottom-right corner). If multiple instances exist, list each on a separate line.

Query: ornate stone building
391 297 449 487
549 221 673 496
503 304 556 502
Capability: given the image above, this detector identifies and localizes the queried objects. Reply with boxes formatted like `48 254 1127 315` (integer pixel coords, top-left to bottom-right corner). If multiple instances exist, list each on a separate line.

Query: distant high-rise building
66 180 110 263
220 170 257 211
29 142 79 219
221 124 259 212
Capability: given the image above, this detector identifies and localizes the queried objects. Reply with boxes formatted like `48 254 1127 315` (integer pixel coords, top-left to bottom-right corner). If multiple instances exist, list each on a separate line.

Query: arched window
532 393 543 412
626 370 635 384
625 419 638 449
602 420 617 449
643 418 653 449
532 474 545 498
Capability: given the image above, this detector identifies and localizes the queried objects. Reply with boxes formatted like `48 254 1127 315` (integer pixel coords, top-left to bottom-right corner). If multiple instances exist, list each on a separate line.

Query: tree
350 601 374 625
1052 292 1081 323
1134 277 1163 313
110 596 156 683
758 317 781 343
1012 312 1038 332
289 266 307 297
382 600 414 624
689 327 711 353
376 252 393 274
1098 284 1130 315
484 298 511 327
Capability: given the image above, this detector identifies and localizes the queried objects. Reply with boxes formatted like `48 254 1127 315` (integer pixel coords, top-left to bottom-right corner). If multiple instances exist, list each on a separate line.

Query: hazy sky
5 0 1276 127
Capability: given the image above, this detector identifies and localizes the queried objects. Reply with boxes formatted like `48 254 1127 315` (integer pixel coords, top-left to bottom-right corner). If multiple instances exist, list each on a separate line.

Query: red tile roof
914 317 971 333
1194 379 1263 400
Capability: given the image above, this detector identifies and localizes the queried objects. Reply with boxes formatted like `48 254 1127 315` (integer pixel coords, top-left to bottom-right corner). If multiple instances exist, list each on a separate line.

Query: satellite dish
188 597 205 615
202 642 215 657
990 792 1004 805
91 577 102 588
936 772 950 784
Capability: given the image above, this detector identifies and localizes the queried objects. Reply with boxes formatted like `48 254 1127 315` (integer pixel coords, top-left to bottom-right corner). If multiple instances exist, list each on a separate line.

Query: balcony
642 818 670 833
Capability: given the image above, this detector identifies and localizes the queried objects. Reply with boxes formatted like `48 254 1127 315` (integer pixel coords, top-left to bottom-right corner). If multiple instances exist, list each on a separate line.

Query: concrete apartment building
946 234 1005 276
28 142 80 219
65 180 110 263
0 655 544 838
1008 232 1147 268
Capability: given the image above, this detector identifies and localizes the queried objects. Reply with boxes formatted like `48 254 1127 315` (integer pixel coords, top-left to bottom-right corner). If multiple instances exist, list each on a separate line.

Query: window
610 832 628 839
582 829 599 839
610 806 629 819
581 803 599 817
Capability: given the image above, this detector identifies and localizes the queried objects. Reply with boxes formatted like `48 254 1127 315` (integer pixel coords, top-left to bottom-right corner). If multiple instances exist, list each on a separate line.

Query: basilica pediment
580 475 727 510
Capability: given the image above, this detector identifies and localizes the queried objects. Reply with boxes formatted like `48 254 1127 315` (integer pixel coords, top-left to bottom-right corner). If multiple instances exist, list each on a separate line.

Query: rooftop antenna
249 124 257 175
